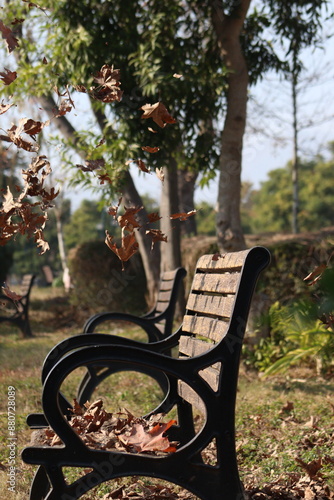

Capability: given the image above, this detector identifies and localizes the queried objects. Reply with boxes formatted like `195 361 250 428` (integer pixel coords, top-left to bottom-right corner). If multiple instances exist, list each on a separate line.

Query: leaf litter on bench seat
33 398 178 454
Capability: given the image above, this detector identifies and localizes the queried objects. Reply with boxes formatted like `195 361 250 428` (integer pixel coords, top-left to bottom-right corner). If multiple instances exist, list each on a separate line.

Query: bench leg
29 466 51 499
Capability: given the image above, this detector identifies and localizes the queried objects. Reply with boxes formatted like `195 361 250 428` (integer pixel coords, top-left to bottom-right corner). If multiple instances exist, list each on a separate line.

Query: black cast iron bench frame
22 247 270 500
0 274 36 337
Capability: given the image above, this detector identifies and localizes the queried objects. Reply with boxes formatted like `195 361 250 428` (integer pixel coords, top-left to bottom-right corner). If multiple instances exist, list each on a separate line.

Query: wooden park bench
78 266 187 402
0 274 36 337
22 246 270 500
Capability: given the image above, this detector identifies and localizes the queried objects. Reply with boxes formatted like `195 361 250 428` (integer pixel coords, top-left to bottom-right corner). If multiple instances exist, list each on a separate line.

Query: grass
0 286 333 499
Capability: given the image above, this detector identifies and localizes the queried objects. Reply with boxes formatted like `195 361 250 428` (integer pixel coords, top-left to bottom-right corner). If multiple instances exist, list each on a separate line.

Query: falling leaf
146 229 167 249
54 99 72 117
35 230 50 255
22 0 47 13
92 65 123 103
0 99 15 115
117 206 142 231
0 20 19 53
170 210 196 221
0 68 17 85
11 18 25 25
76 159 105 172
156 167 164 182
98 173 112 184
105 230 139 266
96 136 106 148
148 127 157 133
140 102 176 128
173 73 183 78
22 118 45 136
141 146 160 153
304 264 327 286
136 159 150 173
147 212 161 223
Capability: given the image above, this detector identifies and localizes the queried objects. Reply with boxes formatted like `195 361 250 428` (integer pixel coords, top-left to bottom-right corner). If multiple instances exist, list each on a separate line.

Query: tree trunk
177 169 197 236
160 158 182 273
211 0 251 252
291 54 299 234
160 157 185 316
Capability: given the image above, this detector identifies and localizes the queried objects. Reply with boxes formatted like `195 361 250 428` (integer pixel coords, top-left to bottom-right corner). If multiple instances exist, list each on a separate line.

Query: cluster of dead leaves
104 199 196 266
102 480 193 500
0 155 59 252
0 7 191 265
35 398 178 455
244 475 334 499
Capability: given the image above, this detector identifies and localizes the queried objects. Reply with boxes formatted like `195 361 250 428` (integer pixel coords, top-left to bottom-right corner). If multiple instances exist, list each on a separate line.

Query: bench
78 266 187 403
22 246 270 500
0 274 36 337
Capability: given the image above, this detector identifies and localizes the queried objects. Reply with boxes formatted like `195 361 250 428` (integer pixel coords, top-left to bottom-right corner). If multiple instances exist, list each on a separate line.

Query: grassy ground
0 287 333 499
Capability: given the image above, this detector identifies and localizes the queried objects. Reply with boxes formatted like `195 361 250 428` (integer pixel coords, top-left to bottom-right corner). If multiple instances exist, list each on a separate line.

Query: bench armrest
41 329 183 385
83 312 169 342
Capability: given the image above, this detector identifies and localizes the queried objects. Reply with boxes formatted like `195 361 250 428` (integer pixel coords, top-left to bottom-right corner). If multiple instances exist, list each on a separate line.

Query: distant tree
195 202 216 236
64 199 103 250
249 148 334 233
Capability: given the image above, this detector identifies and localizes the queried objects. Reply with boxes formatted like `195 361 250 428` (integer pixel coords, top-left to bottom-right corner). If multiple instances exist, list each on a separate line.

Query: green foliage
195 201 216 236
247 151 334 233
249 263 334 376
63 199 104 249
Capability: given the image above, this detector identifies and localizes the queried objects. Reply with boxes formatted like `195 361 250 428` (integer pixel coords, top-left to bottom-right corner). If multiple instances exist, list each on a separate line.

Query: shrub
68 240 147 315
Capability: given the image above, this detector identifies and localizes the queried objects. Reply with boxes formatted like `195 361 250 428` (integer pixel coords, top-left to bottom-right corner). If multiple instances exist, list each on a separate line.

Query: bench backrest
20 274 35 302
177 247 270 411
144 267 186 335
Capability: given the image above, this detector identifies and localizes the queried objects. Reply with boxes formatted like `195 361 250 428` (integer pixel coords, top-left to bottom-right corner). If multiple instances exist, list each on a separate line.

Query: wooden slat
157 290 173 302
179 336 214 357
199 365 220 391
182 315 229 342
159 280 174 291
161 270 178 280
191 273 239 294
178 381 205 413
186 294 235 318
196 250 249 272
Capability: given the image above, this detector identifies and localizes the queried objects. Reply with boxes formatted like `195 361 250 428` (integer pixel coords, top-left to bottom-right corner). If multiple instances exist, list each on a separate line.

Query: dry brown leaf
120 419 177 453
1 283 22 302
117 206 142 231
98 173 112 184
140 102 176 128
105 230 139 266
0 68 17 85
147 212 162 224
92 65 123 103
141 146 160 153
156 167 164 182
0 99 15 115
295 457 323 479
0 20 19 53
304 264 327 286
146 229 168 249
170 210 196 221
76 159 105 172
